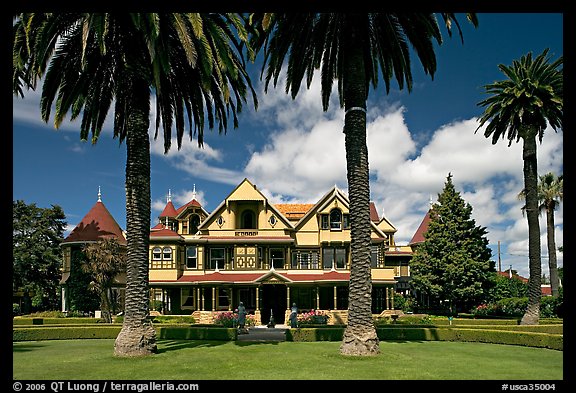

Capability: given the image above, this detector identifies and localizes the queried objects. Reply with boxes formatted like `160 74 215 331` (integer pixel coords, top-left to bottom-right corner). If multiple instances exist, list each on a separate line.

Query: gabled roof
62 201 126 245
175 199 207 219
409 210 431 245
198 178 294 230
293 186 389 239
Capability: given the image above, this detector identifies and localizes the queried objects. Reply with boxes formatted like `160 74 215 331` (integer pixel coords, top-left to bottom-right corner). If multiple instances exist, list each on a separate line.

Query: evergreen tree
12 200 66 312
410 174 495 314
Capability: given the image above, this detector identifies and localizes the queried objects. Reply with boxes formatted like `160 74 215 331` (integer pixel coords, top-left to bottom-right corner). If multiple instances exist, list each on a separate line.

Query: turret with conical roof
62 187 126 245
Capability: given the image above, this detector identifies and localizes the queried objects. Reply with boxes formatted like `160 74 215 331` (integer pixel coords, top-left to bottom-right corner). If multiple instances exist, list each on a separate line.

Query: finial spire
167 189 172 203
97 186 102 202
192 184 197 200
429 194 433 208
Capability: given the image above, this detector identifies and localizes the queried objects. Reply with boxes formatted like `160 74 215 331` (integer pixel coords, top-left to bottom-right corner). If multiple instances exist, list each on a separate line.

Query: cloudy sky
13 13 564 280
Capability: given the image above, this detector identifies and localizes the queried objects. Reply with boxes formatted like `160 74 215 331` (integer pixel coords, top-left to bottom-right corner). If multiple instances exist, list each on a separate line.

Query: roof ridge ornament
167 189 172 203
97 186 102 202
192 184 197 200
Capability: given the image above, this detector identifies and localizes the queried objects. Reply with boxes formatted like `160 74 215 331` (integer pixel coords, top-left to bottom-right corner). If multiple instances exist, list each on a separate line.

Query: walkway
236 324 289 342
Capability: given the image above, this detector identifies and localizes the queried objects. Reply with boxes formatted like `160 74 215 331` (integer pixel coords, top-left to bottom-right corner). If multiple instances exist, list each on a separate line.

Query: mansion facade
60 179 413 325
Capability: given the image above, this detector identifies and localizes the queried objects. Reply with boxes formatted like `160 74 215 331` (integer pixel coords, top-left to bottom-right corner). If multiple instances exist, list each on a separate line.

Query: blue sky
13 13 564 280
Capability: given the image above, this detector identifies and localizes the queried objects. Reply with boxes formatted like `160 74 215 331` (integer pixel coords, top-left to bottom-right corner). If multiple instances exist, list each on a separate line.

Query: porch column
211 287 216 311
316 285 320 309
256 285 260 310
61 287 68 313
196 287 200 311
333 286 337 310
201 288 205 311
385 287 390 310
286 286 291 310
390 286 395 310
227 287 232 311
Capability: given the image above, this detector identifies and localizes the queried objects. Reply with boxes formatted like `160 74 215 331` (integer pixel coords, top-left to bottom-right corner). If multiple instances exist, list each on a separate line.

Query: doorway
261 284 287 324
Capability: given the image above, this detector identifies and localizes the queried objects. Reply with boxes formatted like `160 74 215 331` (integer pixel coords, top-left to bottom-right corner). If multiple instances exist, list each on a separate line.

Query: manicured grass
13 339 563 380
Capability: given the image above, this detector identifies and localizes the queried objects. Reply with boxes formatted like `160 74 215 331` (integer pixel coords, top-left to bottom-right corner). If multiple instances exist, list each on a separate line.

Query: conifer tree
410 174 495 314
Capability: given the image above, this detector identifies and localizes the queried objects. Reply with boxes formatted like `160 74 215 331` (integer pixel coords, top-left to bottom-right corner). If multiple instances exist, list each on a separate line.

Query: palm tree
248 13 477 356
476 49 563 325
519 172 563 297
82 238 127 323
13 13 257 356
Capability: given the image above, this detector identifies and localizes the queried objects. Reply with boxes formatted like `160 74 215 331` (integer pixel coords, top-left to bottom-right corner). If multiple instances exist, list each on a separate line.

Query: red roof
159 201 178 218
176 199 202 216
150 227 182 239
63 201 126 245
409 210 431 245
369 202 380 222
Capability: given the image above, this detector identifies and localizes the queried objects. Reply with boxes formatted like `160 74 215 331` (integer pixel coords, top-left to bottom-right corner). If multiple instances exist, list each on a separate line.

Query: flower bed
297 309 330 326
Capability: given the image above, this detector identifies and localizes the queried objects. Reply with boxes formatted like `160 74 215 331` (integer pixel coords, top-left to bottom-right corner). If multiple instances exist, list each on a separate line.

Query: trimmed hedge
13 326 237 342
156 326 236 341
12 324 562 351
285 326 562 350
12 317 102 325
13 326 122 341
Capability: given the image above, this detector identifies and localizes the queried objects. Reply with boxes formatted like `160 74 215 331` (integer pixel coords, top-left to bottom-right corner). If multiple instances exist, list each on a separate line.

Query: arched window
330 208 342 230
241 210 256 229
152 247 162 260
162 247 172 260
189 214 201 234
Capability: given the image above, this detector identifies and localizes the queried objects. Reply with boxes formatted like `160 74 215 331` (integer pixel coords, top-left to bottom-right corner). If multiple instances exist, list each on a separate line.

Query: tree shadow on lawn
156 340 231 354
12 342 49 352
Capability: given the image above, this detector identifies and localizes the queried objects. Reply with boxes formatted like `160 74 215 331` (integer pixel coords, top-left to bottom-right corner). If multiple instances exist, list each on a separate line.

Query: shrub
297 310 330 326
13 304 21 316
212 311 256 328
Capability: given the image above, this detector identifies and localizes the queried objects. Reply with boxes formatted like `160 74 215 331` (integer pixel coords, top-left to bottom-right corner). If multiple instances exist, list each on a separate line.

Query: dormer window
330 208 342 231
189 214 200 235
241 210 256 229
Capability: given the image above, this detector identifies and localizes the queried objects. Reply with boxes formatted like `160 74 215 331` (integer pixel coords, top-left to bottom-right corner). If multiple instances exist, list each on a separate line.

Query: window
370 245 380 268
291 250 319 269
181 288 196 310
209 248 225 270
189 215 200 234
269 215 277 226
216 216 225 227
320 214 329 230
186 246 197 269
152 247 162 260
343 214 350 229
330 209 342 230
322 247 347 269
162 247 172 261
217 288 229 310
270 248 285 269
241 210 256 229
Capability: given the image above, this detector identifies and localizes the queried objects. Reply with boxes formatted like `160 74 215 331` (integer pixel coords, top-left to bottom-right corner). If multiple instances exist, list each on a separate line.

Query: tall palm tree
476 49 563 325
13 13 257 356
248 13 477 356
519 172 563 297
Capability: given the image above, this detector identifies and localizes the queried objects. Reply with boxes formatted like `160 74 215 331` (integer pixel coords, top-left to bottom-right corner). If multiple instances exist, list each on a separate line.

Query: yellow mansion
61 178 412 325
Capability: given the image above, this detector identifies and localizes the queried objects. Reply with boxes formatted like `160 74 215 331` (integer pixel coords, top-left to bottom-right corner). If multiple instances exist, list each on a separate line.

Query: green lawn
13 339 563 380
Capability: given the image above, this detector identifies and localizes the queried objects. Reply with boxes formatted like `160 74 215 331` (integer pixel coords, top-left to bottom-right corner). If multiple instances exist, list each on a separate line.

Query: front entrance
261 284 287 324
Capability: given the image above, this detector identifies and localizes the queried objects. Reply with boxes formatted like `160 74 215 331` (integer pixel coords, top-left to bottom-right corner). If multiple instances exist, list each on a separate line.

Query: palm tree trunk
520 132 541 325
114 78 157 356
339 15 380 356
546 204 560 297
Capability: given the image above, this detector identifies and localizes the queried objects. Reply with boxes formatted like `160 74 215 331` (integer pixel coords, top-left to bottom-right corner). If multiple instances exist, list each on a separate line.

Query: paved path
236 325 289 342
